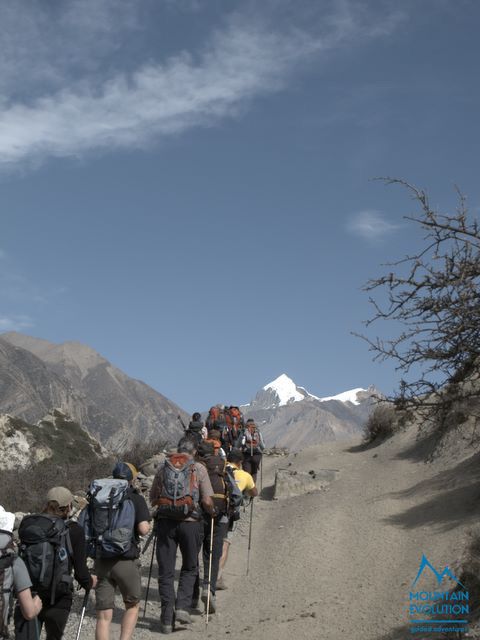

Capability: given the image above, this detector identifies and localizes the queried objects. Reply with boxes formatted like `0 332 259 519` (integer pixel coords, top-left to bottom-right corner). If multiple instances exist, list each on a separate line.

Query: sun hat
0 506 15 533
46 487 74 508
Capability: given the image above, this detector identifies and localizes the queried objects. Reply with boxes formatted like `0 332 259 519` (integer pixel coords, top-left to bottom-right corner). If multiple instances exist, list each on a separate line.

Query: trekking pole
205 515 215 626
177 414 187 431
260 457 263 493
246 498 254 576
75 589 90 640
143 526 158 619
34 616 41 640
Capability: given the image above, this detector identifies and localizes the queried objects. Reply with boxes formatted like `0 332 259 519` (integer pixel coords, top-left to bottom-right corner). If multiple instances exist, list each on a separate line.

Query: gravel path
59 430 476 639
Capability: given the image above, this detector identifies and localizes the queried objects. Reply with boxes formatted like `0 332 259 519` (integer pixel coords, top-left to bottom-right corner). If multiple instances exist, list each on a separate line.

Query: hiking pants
243 452 262 482
14 596 71 640
202 516 228 595
156 518 204 625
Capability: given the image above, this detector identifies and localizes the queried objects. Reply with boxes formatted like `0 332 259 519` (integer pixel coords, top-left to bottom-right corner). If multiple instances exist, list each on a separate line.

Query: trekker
237 419 265 482
150 437 215 634
204 429 226 459
0 506 42 640
185 412 207 446
222 406 245 452
206 405 227 433
195 441 231 614
17 487 95 640
217 449 258 589
81 462 150 640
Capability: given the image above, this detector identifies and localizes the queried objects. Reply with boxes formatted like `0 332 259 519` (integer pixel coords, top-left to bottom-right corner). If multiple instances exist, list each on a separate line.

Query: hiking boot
160 623 173 634
175 609 193 625
216 575 227 590
201 589 216 614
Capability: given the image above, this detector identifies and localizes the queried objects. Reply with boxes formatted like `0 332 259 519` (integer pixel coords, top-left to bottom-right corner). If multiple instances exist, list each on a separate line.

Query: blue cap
112 461 133 481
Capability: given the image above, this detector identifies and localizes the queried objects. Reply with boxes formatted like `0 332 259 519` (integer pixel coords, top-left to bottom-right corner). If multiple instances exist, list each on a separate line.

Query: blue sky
1 0 479 412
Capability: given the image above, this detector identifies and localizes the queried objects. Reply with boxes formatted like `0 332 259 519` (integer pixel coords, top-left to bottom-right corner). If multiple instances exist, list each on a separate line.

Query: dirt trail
65 430 477 639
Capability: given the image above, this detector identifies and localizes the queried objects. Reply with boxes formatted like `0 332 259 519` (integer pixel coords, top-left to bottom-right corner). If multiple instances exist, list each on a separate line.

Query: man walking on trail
93 463 151 640
150 438 215 634
195 441 231 613
17 487 95 640
237 419 265 482
217 449 258 589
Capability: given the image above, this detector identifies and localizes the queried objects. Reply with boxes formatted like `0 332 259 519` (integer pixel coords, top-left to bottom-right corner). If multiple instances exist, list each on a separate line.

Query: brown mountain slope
0 332 186 449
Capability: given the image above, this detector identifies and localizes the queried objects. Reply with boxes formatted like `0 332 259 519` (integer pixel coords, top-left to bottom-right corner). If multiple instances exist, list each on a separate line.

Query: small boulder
273 468 338 499
139 453 166 477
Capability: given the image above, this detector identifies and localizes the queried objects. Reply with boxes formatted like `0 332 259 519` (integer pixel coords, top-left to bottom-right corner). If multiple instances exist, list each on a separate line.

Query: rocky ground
58 425 480 639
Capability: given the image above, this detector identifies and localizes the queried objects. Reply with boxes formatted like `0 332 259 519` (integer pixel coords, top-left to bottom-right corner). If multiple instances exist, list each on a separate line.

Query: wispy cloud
0 314 33 332
0 249 6 259
0 1 404 168
346 210 401 241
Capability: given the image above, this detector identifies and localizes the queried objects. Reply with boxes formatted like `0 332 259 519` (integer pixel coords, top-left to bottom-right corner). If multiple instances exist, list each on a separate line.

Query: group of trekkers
0 405 265 639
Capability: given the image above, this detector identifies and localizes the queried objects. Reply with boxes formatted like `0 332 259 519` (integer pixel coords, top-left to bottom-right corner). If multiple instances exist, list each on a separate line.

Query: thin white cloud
0 1 404 168
0 250 6 259
0 315 33 332
346 210 401 241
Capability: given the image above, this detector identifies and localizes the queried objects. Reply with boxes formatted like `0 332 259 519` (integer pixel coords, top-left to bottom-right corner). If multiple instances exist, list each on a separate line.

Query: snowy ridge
319 388 365 406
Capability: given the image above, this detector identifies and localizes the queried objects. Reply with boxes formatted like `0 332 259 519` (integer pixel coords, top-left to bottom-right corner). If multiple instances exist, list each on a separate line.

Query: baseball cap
46 487 73 508
0 506 15 533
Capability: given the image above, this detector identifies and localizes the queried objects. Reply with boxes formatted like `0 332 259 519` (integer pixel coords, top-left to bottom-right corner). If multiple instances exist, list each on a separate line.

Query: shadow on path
382 452 480 531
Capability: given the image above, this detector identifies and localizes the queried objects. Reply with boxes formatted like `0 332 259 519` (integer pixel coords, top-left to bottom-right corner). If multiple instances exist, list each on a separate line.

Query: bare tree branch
357 179 480 420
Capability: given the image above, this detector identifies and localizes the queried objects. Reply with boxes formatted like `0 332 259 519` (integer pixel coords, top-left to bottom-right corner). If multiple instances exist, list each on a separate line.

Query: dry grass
0 456 114 513
364 403 404 443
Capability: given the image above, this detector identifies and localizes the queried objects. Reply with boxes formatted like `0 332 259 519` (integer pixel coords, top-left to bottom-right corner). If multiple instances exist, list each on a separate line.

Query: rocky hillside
243 374 380 449
0 333 186 450
0 408 106 470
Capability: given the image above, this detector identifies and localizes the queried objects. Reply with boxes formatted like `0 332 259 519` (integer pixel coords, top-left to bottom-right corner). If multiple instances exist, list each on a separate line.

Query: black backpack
224 466 244 521
18 515 72 604
199 454 228 515
0 537 15 639
185 428 203 447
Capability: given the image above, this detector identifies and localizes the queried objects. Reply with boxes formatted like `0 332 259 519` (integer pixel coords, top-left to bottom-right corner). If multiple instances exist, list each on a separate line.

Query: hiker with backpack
0 506 42 640
17 487 95 640
149 437 216 634
185 412 207 446
236 419 265 482
204 429 226 459
195 441 242 614
79 462 151 640
217 449 258 590
206 405 228 433
222 406 245 453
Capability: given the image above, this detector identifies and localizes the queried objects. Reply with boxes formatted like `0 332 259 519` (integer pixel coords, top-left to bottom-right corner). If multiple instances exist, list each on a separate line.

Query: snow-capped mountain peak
263 374 307 405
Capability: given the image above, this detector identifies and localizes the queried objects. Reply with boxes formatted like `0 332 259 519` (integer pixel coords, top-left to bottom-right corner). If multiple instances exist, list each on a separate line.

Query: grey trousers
156 518 204 625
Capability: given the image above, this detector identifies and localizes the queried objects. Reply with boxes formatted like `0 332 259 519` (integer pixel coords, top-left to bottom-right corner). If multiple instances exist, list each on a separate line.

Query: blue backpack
78 479 136 559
